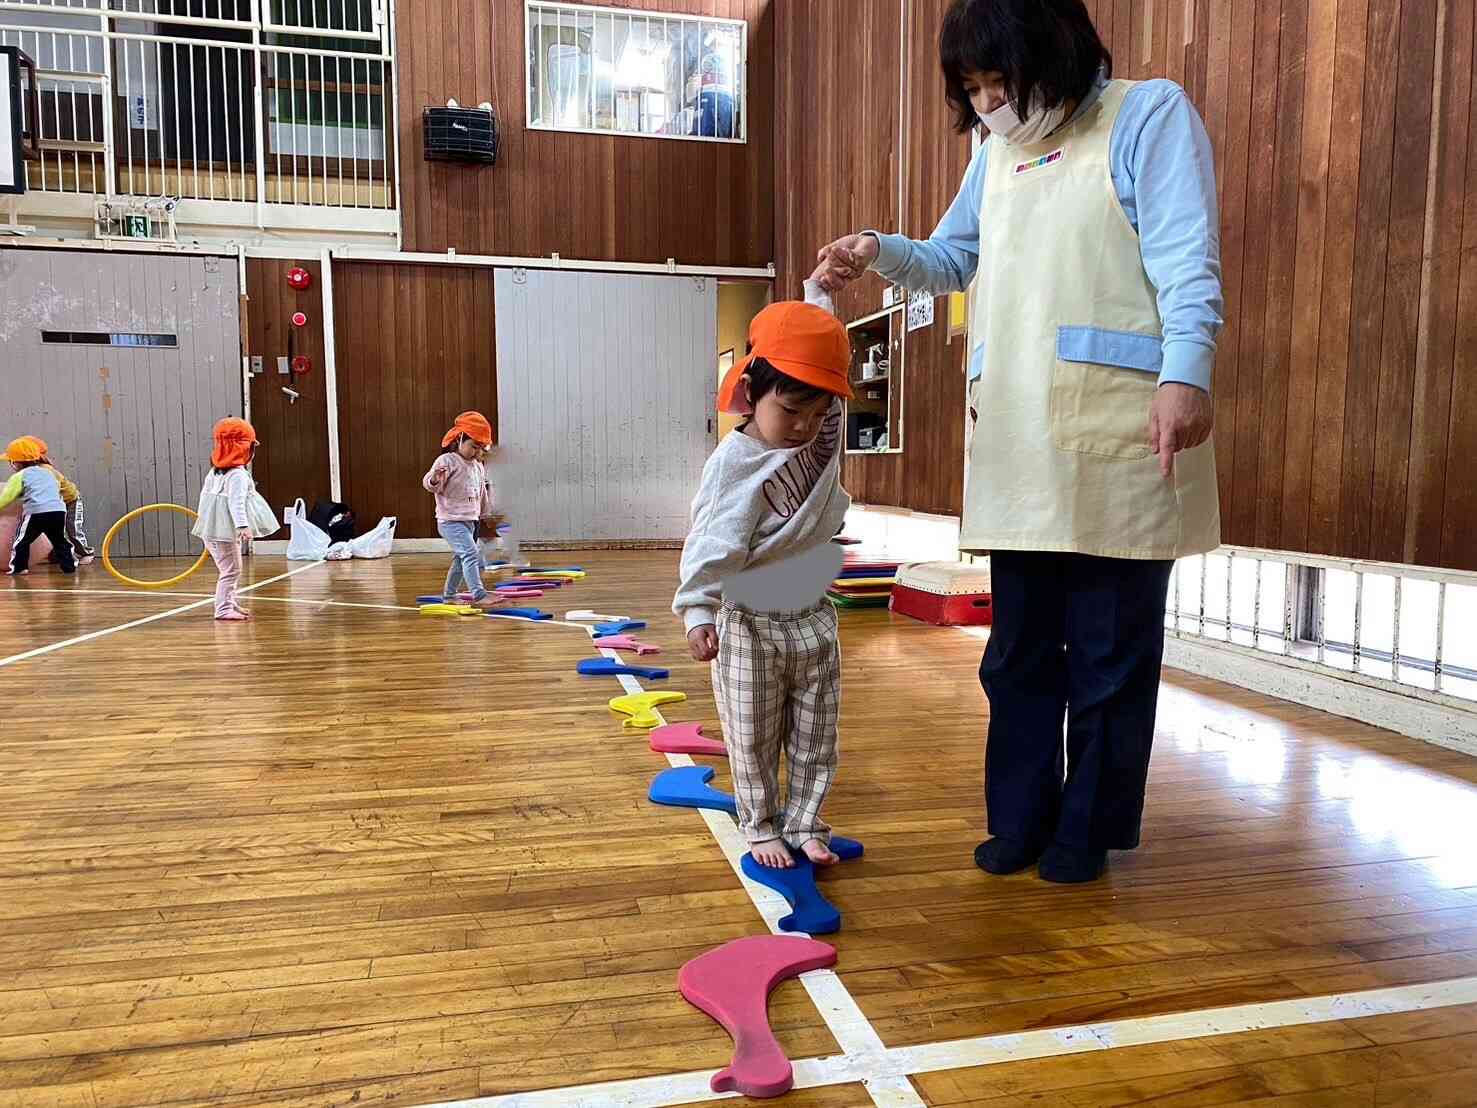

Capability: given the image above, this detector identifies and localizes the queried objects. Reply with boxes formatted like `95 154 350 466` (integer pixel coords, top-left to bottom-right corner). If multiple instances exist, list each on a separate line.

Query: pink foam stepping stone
678 935 837 1098
592 633 662 656
649 721 727 758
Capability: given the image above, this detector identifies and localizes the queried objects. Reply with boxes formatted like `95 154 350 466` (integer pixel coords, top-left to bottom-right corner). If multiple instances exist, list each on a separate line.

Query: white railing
1167 547 1477 708
0 0 397 230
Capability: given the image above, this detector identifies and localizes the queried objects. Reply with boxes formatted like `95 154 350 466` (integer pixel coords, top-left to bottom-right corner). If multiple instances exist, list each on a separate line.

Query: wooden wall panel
394 0 773 268
331 262 498 540
244 258 330 518
775 0 969 519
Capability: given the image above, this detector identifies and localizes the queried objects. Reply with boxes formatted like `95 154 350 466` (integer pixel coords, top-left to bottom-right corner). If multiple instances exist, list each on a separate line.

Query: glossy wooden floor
1 551 1475 1107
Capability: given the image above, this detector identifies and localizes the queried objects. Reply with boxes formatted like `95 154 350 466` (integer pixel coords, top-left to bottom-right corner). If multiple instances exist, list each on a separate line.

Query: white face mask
979 91 1068 146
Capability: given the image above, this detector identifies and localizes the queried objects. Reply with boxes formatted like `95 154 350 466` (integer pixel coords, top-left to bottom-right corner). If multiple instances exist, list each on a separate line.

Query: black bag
308 499 357 543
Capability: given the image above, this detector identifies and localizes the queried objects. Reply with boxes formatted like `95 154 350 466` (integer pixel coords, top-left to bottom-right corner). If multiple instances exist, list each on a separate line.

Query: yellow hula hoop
101 504 212 588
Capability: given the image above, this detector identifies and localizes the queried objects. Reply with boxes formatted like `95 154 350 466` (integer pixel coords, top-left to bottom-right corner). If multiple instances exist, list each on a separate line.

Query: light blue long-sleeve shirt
869 74 1223 393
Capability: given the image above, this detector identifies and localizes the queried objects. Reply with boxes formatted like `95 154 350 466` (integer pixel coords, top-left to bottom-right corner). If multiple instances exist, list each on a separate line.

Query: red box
889 561 993 626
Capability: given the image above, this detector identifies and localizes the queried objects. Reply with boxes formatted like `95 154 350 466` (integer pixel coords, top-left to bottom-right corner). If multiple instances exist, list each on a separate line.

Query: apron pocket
1051 325 1161 459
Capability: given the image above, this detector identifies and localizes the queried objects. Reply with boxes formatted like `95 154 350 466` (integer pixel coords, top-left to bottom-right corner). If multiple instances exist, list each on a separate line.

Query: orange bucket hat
210 417 258 468
3 437 45 463
441 411 493 448
718 301 852 415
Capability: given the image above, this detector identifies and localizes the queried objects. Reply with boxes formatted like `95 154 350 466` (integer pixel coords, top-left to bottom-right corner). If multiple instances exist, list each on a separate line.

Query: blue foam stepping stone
486 608 552 621
528 565 583 573
741 855 839 934
593 619 647 636
739 835 865 935
416 595 445 605
648 766 736 816
577 658 670 680
499 578 565 589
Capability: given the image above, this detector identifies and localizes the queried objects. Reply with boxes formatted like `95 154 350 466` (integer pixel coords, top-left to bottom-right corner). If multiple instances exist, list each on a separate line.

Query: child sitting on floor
673 274 852 870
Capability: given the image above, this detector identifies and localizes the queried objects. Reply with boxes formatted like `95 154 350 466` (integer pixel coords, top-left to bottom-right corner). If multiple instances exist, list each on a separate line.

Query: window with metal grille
525 1 746 143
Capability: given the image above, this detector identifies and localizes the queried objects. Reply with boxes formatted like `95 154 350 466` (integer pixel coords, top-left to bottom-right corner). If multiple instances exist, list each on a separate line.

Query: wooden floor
1 550 1475 1108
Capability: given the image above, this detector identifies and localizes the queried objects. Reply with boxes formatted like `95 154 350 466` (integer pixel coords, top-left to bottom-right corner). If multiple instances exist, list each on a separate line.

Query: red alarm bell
291 355 312 375
286 266 312 291
291 311 308 328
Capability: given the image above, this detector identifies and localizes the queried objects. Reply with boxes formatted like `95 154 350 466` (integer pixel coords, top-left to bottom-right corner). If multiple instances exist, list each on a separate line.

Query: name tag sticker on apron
1014 149 1064 176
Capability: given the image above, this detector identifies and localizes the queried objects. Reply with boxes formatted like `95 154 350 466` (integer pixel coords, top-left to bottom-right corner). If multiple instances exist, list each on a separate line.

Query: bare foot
231 608 254 621
801 839 840 866
471 595 509 610
750 841 794 869
215 611 250 622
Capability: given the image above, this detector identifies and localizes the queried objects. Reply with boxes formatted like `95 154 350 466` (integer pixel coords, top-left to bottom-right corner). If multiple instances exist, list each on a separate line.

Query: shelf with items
844 306 903 454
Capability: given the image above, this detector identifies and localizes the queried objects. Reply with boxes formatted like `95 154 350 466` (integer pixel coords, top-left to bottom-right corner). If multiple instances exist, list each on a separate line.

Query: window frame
523 0 748 145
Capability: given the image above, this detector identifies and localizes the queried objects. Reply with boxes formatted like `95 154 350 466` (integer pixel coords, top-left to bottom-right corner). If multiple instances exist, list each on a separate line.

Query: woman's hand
814 233 879 291
687 624 719 662
1149 383 1214 478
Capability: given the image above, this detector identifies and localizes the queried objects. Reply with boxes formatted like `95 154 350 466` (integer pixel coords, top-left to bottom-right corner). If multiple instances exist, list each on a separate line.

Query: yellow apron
963 80 1220 560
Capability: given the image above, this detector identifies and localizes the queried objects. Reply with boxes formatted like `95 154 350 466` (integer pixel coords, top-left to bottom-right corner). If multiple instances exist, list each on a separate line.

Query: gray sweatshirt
673 282 850 631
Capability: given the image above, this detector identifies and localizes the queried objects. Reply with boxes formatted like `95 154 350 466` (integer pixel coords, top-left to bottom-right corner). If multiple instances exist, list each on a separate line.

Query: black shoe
1038 844 1108 884
973 837 1046 875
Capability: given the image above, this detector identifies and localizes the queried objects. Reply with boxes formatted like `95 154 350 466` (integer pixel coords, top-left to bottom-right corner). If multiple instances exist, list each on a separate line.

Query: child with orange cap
424 411 505 610
26 437 96 566
192 418 279 621
1 436 75 575
673 277 853 870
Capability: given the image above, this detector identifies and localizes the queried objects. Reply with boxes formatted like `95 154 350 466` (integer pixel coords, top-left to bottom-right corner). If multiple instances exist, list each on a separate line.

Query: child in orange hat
2 436 74 575
192 418 279 621
424 412 506 610
672 275 853 869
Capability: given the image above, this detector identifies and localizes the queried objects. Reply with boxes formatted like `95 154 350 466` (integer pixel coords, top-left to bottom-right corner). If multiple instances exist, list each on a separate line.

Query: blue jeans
438 520 487 600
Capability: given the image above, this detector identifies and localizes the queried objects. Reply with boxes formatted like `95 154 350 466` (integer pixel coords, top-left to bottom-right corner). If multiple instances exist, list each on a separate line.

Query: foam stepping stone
419 603 479 617
678 935 837 1098
648 765 736 815
567 609 630 623
649 722 726 757
499 578 566 589
593 633 662 656
610 690 686 729
740 836 866 936
416 595 446 605
594 619 647 636
524 569 586 580
491 587 544 599
577 658 670 680
486 608 553 621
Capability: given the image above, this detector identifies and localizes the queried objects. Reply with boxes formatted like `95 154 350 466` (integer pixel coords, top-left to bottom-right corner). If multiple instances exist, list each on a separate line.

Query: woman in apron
817 0 1222 884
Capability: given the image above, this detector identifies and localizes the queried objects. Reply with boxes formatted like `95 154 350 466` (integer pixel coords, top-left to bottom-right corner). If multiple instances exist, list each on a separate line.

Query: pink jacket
423 453 493 523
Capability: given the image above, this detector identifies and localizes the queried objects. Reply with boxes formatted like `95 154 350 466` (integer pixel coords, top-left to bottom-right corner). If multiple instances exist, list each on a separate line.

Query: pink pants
206 539 243 618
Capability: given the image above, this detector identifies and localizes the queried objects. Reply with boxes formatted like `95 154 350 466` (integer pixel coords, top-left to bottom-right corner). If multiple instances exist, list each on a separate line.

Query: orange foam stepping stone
649 722 726 757
678 935 837 1098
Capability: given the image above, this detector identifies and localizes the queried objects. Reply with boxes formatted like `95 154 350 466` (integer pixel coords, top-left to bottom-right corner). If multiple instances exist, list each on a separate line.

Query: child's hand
687 625 719 662
236 527 251 545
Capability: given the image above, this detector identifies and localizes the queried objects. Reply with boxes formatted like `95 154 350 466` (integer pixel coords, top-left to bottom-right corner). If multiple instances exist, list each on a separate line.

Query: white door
493 269 717 543
0 248 241 556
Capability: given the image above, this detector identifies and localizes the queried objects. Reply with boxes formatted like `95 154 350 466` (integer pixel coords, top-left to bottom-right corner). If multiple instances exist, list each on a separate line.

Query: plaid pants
713 601 841 849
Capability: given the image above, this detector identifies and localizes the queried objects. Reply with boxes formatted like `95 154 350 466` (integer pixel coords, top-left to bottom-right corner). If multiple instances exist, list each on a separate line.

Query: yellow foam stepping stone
419 603 480 617
609 690 687 729
533 570 587 580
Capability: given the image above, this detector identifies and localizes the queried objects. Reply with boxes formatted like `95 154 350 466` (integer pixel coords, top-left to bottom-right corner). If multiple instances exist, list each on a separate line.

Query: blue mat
486 608 553 621
593 619 647 636
740 836 865 935
577 658 669 680
647 765 736 816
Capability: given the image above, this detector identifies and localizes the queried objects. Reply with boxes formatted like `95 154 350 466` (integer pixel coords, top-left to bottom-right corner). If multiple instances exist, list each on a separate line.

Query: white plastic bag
325 541 354 560
347 516 396 559
285 497 331 561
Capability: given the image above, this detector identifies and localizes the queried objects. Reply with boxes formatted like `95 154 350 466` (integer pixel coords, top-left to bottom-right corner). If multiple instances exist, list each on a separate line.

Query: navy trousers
979 550 1174 852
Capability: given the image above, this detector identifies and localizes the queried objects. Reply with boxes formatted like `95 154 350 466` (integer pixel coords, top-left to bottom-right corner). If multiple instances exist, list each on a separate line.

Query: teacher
817 0 1222 884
